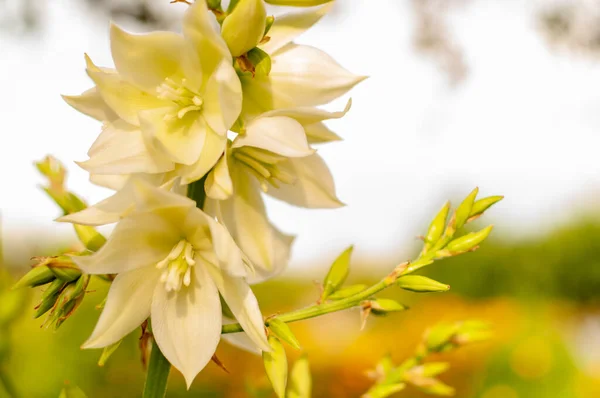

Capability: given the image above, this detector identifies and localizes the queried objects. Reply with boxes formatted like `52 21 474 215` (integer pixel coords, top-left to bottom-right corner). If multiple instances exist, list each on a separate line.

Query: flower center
157 78 204 121
156 239 196 292
232 147 296 192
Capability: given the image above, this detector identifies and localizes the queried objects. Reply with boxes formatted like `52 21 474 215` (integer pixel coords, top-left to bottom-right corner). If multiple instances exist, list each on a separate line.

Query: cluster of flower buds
364 320 492 398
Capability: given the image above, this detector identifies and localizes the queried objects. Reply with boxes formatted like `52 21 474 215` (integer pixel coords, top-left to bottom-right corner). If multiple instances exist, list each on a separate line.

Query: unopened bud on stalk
45 274 90 329
268 318 301 350
451 187 479 233
263 335 288 398
320 246 353 302
468 195 504 221
221 0 267 57
363 383 406 398
13 266 55 289
446 225 493 253
424 201 450 248
396 276 449 293
35 279 66 318
264 15 275 36
74 224 107 252
246 47 272 76
369 299 408 316
33 255 82 282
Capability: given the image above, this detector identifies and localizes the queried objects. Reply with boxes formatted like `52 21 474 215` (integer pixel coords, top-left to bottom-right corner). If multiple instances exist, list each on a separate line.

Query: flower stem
143 341 171 398
221 253 437 334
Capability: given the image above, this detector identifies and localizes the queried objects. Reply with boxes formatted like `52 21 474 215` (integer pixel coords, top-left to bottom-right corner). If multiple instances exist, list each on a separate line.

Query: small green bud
446 225 493 253
425 323 457 352
98 340 123 367
469 195 504 220
13 265 55 289
418 362 450 377
424 201 450 247
287 355 311 398
364 383 406 398
264 15 275 36
45 275 90 329
268 318 301 350
265 0 333 6
451 187 479 232
246 47 272 76
221 0 267 57
74 224 107 252
327 284 366 300
320 245 353 302
207 0 222 10
396 276 449 293
35 279 66 318
454 320 492 345
39 255 82 282
262 335 288 398
369 299 408 316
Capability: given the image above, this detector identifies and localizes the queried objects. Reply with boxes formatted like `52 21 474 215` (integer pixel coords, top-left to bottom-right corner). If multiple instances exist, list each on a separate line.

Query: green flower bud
418 362 450 377
35 279 66 318
13 265 55 289
369 299 408 316
396 276 449 293
264 15 275 36
262 335 288 398
327 284 366 300
265 0 333 6
207 0 222 10
452 187 479 232
45 274 90 329
424 201 450 247
425 323 457 352
74 224 107 252
446 225 493 253
469 195 504 219
268 318 301 350
288 355 311 398
41 255 82 282
246 47 272 76
364 383 406 398
221 0 267 57
320 245 353 302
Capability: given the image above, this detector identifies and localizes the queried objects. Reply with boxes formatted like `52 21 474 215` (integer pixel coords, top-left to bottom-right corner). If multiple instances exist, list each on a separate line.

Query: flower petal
232 116 314 158
266 153 344 208
260 98 351 126
139 109 208 166
73 212 179 274
82 266 160 349
221 317 261 355
205 154 233 200
89 173 130 190
247 224 294 285
129 178 197 214
86 56 169 125
110 23 185 92
203 261 270 352
177 126 227 184
151 265 221 388
261 3 333 54
304 122 342 144
202 60 243 135
62 88 118 122
78 120 174 175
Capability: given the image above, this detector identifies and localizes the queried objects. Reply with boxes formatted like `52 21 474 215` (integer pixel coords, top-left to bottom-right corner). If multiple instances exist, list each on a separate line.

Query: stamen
156 78 204 121
156 240 196 292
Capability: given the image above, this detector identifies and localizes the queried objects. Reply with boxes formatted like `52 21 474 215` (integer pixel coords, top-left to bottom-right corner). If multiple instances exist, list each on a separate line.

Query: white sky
1 0 599 269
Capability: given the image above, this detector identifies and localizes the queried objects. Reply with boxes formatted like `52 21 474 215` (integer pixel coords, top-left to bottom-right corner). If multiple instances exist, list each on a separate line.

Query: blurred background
1 0 600 396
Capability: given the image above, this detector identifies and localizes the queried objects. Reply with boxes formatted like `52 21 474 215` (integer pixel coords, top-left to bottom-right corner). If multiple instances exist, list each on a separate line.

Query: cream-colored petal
265 153 344 208
205 154 233 200
261 3 333 54
247 225 294 285
130 178 196 213
243 44 365 110
62 88 118 122
86 56 169 125
73 212 179 274
183 0 231 79
233 116 314 158
202 209 250 278
110 23 185 91
151 265 221 388
78 120 174 175
89 173 130 190
304 122 342 144
177 126 227 184
82 266 160 349
139 109 208 166
221 317 261 355
259 99 351 126
203 261 270 352
202 60 243 135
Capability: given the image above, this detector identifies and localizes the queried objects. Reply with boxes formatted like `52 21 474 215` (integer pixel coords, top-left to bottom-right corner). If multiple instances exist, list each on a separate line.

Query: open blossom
64 0 241 186
203 102 351 281
68 181 270 387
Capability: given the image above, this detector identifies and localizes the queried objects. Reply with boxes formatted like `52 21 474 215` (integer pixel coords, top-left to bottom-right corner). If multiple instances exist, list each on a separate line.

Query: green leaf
262 336 287 398
320 246 353 301
268 318 301 350
287 355 311 398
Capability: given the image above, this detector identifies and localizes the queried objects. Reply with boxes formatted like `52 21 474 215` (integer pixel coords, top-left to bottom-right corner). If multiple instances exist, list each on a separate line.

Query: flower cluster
59 0 362 387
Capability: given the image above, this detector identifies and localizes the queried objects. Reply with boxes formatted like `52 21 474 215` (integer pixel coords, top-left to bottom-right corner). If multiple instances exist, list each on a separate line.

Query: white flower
240 4 366 119
203 102 351 281
64 0 241 184
68 180 270 387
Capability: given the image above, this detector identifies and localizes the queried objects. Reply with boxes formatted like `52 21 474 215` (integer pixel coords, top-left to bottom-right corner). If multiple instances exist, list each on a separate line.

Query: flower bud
320 245 353 302
268 318 301 350
207 0 222 9
264 15 275 36
396 276 449 293
221 0 267 57
263 335 288 398
45 274 90 329
469 195 504 220
13 266 55 289
327 284 366 300
288 355 311 398
363 383 406 398
35 279 66 318
74 224 107 252
451 187 478 232
265 0 333 6
446 225 493 253
369 299 408 316
35 255 82 282
424 201 450 247
246 47 272 76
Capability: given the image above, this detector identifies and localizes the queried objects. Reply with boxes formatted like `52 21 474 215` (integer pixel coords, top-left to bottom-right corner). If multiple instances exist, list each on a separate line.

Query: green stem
143 341 171 398
221 254 437 334
141 177 207 398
